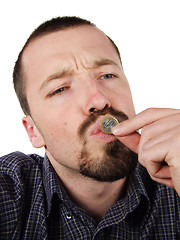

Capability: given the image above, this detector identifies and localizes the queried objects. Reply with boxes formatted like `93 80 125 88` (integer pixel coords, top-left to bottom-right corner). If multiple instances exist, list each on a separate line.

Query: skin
22 25 180 221
112 108 180 196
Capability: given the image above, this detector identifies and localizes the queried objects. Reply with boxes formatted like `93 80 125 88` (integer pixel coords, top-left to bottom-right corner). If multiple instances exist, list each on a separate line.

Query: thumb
112 130 140 154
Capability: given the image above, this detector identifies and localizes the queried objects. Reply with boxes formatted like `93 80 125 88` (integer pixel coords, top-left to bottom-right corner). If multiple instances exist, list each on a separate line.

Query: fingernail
111 125 121 135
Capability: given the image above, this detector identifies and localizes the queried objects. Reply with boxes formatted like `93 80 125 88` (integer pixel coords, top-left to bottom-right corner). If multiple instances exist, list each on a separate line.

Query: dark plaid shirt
0 151 180 239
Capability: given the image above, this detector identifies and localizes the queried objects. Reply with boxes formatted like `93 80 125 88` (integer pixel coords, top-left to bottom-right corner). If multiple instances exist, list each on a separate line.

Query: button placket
66 212 72 220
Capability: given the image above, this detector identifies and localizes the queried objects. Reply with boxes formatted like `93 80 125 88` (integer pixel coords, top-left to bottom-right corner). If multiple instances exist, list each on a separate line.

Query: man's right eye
49 87 68 97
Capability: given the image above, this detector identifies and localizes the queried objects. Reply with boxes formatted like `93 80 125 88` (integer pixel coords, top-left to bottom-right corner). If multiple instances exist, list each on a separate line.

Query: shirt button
66 212 72 220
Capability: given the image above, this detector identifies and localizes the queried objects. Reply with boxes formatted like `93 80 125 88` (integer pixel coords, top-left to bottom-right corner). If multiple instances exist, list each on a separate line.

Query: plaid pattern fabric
0 151 180 239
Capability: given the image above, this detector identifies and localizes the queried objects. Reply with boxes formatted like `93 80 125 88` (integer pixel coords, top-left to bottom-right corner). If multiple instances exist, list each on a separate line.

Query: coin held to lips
100 116 119 134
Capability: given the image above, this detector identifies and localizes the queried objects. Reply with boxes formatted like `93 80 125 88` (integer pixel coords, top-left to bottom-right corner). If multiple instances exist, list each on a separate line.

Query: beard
77 106 138 182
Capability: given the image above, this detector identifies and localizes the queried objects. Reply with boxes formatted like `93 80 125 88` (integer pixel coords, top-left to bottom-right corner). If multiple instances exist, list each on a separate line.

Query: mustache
78 106 129 138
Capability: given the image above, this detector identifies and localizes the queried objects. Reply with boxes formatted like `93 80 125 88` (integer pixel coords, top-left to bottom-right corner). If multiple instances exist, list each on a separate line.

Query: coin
100 116 119 134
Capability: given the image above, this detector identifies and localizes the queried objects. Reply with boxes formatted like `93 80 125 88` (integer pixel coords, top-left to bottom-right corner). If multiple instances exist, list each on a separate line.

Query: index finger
112 108 180 136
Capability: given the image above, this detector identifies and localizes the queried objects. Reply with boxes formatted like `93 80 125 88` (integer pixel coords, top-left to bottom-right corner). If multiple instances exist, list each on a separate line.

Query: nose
82 83 111 115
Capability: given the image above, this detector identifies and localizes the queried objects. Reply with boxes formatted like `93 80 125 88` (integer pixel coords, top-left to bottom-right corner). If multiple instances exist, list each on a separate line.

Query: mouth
90 116 117 143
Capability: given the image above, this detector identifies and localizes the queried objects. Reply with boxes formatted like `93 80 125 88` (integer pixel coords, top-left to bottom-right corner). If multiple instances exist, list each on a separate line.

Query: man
0 16 180 239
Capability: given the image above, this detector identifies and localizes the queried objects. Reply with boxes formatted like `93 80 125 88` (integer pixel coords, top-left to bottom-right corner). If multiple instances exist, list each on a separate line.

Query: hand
112 108 180 196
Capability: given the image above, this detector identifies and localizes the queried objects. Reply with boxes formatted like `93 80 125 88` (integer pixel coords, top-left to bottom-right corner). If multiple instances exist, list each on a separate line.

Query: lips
90 117 104 136
90 115 119 136
90 118 116 143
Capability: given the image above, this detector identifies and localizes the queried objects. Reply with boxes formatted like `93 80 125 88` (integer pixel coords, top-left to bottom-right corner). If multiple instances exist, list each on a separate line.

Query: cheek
46 118 80 143
50 122 70 139
110 89 135 116
45 119 83 158
64 121 68 126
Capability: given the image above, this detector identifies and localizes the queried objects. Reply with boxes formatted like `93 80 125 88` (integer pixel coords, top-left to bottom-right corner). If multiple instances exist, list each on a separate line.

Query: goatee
78 106 138 182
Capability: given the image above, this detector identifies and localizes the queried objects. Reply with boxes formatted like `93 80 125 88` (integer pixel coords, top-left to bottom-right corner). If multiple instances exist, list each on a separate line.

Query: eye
100 74 116 80
49 86 69 97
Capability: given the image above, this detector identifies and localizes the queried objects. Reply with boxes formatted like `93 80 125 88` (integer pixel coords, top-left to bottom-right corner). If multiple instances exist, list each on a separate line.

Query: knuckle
177 124 180 131
138 150 148 165
176 132 180 141
145 107 157 115
141 125 150 137
171 132 180 145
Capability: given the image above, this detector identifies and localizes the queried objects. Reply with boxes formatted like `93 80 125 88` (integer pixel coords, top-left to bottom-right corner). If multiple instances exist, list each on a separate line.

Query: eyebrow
39 69 72 92
93 58 119 68
39 58 120 92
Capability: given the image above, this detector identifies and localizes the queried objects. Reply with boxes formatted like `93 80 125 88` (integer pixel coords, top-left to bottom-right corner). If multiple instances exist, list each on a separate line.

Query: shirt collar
97 163 161 229
127 163 151 209
43 155 161 219
43 155 69 216
116 162 162 218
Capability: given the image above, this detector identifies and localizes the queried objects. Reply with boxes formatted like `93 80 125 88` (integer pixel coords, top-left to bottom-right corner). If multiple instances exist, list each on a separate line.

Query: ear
22 115 45 148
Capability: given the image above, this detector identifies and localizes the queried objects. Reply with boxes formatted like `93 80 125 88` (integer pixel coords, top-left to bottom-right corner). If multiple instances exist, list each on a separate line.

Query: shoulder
0 151 44 191
0 151 43 168
0 152 46 237
0 151 43 173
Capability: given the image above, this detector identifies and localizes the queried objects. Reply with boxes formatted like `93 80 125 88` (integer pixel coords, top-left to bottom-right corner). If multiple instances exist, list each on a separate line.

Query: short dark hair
13 16 122 115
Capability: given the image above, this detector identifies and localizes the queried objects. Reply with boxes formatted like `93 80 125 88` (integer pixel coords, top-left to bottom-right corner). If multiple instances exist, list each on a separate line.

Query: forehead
22 25 121 87
23 25 120 66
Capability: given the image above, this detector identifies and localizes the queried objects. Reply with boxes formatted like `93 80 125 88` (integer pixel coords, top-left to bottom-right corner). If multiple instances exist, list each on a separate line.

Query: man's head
13 16 121 116
13 16 137 182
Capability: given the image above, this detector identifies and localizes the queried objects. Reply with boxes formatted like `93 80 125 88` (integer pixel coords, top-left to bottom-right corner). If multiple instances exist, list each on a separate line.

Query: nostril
89 104 110 114
90 108 98 113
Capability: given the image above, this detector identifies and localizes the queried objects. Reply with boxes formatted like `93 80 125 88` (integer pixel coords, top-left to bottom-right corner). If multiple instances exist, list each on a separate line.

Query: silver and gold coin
100 116 119 134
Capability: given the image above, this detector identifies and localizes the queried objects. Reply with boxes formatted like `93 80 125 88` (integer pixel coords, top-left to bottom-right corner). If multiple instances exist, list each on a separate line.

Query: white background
0 0 179 156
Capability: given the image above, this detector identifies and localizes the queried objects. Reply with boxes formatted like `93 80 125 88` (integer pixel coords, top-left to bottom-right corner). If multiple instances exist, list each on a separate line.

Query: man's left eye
100 74 116 79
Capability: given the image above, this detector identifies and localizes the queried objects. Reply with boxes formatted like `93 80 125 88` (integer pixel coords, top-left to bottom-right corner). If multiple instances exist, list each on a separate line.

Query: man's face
22 25 137 181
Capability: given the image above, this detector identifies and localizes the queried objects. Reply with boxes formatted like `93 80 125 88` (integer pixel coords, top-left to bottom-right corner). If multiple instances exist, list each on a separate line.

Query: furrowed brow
92 58 120 69
38 58 120 92
39 68 72 92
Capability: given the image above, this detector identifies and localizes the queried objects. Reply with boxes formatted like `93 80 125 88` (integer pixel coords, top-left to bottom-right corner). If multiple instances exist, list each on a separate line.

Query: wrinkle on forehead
72 54 121 71
22 25 122 93
38 57 121 92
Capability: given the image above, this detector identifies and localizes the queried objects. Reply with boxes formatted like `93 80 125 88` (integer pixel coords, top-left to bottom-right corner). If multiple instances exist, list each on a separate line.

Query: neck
65 177 127 223
50 157 127 223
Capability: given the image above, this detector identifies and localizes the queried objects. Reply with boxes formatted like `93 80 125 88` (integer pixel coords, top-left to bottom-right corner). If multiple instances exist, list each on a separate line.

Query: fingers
143 124 180 149
112 108 180 194
139 138 170 176
112 108 180 156
139 132 180 193
148 172 174 189
115 132 140 153
112 108 180 136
